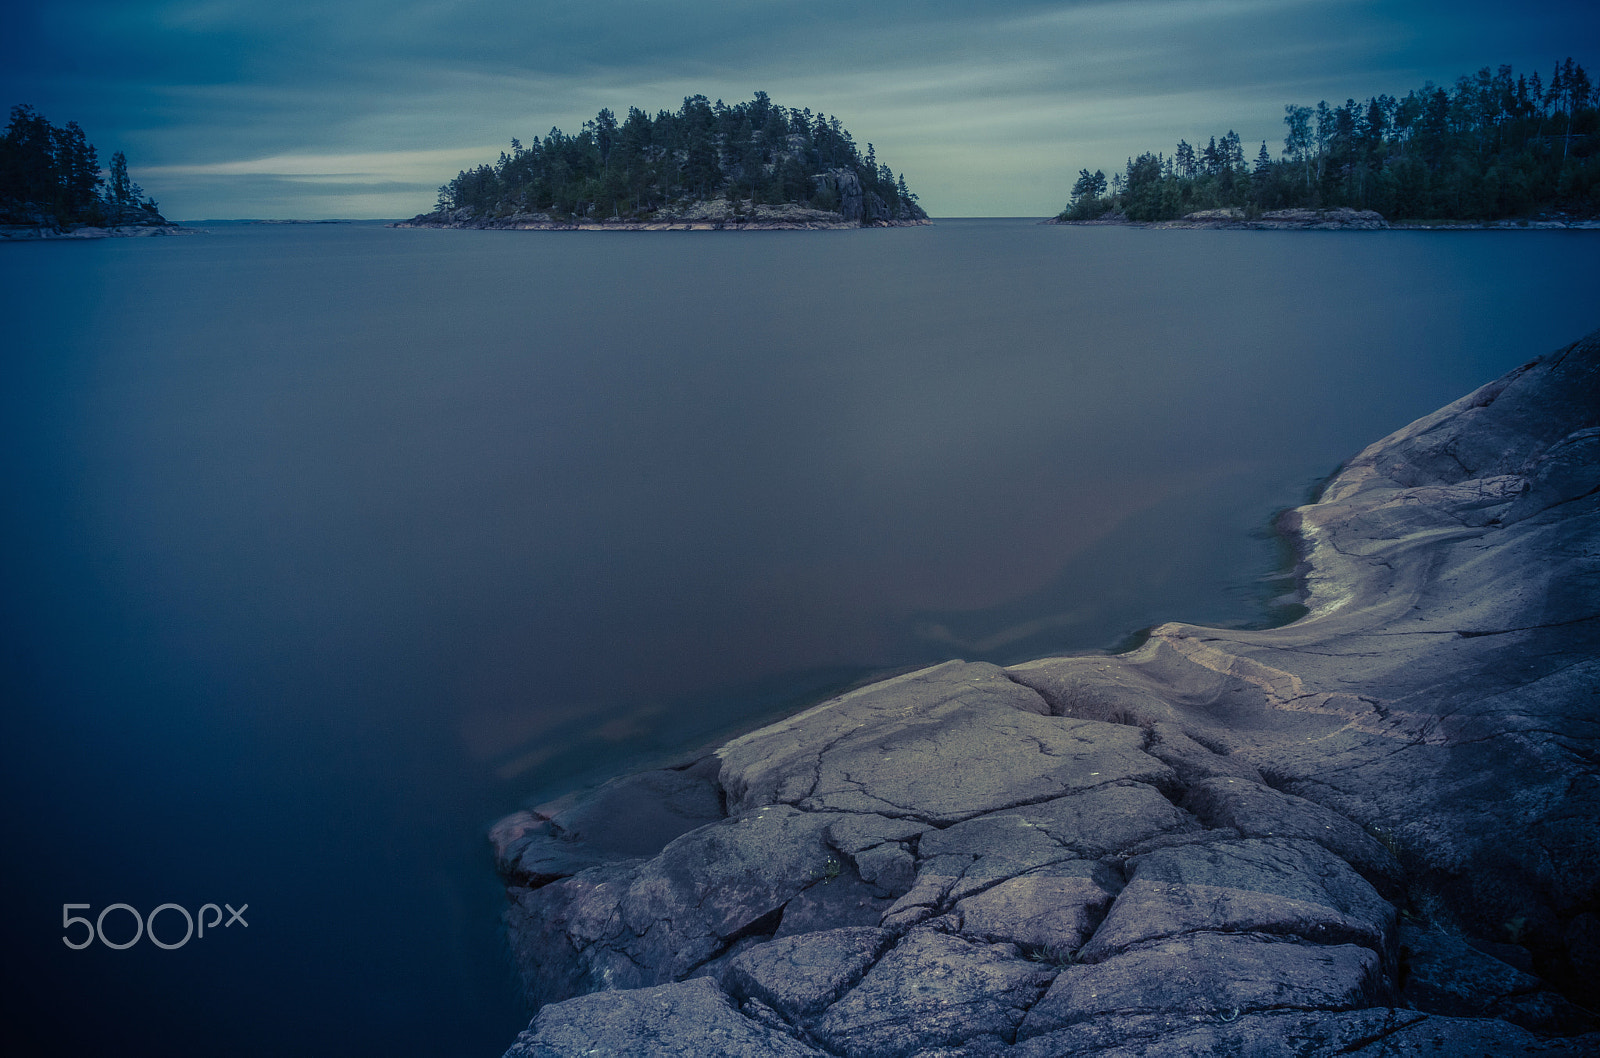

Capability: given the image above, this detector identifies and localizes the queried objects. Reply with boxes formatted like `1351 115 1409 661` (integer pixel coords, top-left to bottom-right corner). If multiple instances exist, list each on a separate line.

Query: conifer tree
1058 59 1599 223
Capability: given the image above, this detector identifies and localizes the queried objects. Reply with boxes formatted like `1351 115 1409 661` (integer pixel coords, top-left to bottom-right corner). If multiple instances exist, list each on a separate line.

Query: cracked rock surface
491 331 1600 1056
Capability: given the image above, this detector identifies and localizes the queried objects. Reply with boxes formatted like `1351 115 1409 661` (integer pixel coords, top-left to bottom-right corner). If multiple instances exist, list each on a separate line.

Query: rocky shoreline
393 200 929 232
488 331 1600 1056
1051 207 1600 231
0 222 196 240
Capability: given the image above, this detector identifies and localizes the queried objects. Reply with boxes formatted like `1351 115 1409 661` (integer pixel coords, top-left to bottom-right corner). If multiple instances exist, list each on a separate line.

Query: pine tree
1175 140 1196 179
423 92 925 225
1059 59 1600 222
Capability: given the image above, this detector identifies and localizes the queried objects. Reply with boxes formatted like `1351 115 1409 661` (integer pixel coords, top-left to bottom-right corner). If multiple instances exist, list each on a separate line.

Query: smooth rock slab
919 782 1193 863
621 805 836 961
722 926 893 1019
811 929 1055 1057
1399 921 1596 1034
493 817 626 886
1080 837 1395 962
1019 933 1380 1037
717 662 1047 809
1013 1008 1599 1056
543 762 724 857
716 661 1173 823
850 841 919 894
825 813 931 855
881 854 985 930
950 863 1119 957
822 813 926 896
1181 775 1401 894
492 762 725 886
507 805 837 1008
770 862 896 937
802 708 1172 823
503 976 823 1057
879 784 1186 930
1400 922 1540 1015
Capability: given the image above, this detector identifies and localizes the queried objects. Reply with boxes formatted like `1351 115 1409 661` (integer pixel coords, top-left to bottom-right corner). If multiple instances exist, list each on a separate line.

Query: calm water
3 219 1597 1055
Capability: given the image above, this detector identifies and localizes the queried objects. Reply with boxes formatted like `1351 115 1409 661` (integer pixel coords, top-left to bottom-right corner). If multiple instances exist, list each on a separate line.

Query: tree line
433 91 923 222
1 105 165 227
1060 59 1600 222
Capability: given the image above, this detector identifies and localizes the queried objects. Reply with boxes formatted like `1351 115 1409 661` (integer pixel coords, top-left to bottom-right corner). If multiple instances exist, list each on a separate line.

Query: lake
2 218 1597 1055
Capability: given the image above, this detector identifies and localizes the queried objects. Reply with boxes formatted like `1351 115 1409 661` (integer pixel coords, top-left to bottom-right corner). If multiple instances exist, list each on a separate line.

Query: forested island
1 105 177 238
1057 59 1599 226
398 92 929 230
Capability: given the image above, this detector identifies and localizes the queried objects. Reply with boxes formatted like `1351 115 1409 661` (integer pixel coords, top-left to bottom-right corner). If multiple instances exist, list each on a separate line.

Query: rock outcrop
808 168 919 227
1164 207 1388 229
0 199 189 240
1052 207 1389 230
491 331 1600 1056
394 194 929 232
0 222 193 240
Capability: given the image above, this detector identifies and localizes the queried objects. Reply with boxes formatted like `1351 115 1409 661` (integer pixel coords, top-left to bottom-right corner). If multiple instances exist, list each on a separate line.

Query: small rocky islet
395 92 929 232
489 330 1600 1056
0 104 187 240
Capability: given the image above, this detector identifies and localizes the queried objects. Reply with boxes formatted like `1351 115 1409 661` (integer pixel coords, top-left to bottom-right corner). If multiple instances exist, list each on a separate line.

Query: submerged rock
489 329 1600 1056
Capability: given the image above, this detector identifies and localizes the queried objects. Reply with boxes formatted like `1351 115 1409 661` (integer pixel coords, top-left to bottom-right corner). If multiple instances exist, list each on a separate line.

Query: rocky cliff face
489 331 1600 1056
809 168 927 226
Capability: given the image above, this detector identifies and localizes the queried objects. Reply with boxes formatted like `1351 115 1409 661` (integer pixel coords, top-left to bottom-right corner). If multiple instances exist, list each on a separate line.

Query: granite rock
1012 1008 1600 1056
1019 933 1381 1036
502 976 823 1057
809 929 1055 1057
1077 838 1395 962
493 330 1600 1056
721 926 894 1020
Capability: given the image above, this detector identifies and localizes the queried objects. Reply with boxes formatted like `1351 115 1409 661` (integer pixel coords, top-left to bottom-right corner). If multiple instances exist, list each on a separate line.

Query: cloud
143 146 498 181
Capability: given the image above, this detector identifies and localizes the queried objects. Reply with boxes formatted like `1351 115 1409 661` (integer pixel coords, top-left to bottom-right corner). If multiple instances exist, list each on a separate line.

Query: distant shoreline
1049 207 1600 231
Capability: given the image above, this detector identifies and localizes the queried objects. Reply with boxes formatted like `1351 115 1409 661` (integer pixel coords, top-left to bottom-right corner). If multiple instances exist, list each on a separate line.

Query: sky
5 0 1598 219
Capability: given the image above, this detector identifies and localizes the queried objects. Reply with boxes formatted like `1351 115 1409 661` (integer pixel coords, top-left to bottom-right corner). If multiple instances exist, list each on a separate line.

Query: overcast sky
6 0 1597 219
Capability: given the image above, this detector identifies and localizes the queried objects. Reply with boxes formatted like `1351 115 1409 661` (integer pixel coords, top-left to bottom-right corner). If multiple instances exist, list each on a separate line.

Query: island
486 329 1600 1055
394 93 929 231
0 105 186 239
1052 59 1599 229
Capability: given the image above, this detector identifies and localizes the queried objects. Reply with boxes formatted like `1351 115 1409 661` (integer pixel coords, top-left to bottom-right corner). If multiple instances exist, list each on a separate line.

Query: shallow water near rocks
2 218 1597 1055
